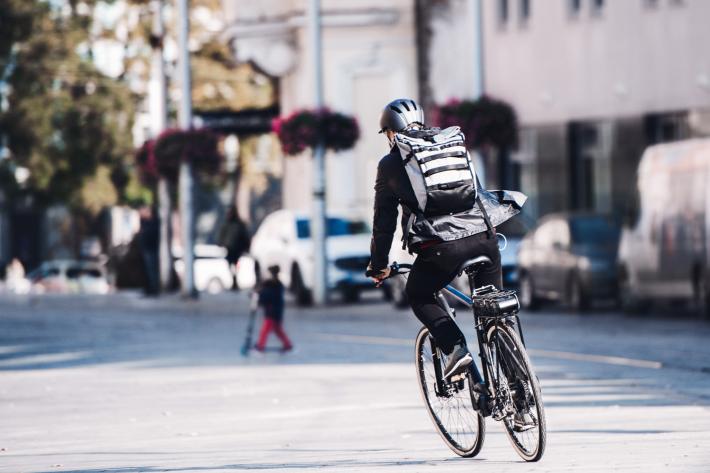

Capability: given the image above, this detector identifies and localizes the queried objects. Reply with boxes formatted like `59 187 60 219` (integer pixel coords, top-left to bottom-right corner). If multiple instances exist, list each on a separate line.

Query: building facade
222 0 419 218
480 0 710 218
222 0 710 223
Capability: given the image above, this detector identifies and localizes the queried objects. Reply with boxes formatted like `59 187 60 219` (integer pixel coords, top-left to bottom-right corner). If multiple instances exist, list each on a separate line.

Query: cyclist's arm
369 158 398 272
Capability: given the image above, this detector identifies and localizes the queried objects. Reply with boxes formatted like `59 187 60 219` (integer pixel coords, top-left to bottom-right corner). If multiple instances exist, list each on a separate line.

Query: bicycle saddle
456 256 493 276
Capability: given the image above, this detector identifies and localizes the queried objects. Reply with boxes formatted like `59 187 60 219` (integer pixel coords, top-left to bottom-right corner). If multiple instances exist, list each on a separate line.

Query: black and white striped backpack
394 126 477 217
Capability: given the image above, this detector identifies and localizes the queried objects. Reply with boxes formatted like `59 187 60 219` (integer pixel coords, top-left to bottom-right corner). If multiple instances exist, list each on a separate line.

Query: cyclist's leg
406 256 463 354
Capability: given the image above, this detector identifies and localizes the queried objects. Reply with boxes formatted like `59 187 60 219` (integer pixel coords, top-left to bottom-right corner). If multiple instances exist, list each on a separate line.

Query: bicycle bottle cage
472 288 520 318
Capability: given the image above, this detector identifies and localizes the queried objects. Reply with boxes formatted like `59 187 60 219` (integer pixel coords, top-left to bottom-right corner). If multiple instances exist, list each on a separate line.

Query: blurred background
1 0 709 315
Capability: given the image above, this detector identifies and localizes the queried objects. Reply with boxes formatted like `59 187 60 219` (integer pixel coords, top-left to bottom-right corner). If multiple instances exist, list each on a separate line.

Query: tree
0 1 135 210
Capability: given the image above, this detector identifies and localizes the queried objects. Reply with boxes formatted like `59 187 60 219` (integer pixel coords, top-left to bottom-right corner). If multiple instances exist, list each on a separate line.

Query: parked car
249 210 374 305
618 139 710 316
174 244 234 294
26 260 111 295
497 213 535 289
517 213 620 311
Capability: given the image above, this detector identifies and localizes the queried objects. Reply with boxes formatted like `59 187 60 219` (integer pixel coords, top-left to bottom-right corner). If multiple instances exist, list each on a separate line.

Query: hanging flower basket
135 128 223 185
433 96 518 151
272 108 360 156
135 139 158 185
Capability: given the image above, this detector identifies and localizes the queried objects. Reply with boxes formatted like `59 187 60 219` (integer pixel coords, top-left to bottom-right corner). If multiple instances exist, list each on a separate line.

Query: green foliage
0 0 37 74
0 0 135 210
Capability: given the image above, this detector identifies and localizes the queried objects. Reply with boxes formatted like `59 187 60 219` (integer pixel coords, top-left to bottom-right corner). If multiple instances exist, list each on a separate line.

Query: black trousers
405 231 502 354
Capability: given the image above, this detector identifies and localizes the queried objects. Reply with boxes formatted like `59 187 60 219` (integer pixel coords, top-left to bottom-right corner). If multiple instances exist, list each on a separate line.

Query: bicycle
373 256 547 461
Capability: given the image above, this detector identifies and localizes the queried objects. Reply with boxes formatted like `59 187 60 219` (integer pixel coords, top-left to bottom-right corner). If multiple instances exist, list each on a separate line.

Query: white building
478 0 710 216
223 0 710 221
222 0 420 218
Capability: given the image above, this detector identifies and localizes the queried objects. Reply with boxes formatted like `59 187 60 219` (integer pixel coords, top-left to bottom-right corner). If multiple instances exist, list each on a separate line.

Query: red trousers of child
256 318 292 350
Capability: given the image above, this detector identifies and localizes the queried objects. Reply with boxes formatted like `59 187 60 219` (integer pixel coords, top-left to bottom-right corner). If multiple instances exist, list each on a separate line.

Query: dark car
517 213 620 311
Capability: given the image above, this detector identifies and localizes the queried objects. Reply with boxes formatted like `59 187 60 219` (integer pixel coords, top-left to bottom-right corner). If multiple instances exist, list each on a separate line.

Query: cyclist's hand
370 267 391 285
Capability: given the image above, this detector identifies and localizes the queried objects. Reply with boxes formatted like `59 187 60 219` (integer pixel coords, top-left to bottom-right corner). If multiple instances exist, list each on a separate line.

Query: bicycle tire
414 327 485 457
486 323 547 462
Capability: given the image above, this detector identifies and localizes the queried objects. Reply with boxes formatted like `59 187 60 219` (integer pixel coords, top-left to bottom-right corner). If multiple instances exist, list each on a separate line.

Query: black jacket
369 147 527 271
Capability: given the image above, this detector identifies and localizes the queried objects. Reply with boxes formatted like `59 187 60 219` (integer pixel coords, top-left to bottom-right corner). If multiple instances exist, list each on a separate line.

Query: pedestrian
218 205 251 290
137 205 160 296
255 265 293 353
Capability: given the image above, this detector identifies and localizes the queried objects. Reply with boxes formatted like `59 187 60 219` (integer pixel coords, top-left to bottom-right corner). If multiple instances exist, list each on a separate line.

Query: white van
618 139 710 316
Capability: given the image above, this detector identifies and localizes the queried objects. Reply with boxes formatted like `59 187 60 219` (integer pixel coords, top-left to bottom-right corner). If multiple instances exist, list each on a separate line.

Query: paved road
1 292 709 472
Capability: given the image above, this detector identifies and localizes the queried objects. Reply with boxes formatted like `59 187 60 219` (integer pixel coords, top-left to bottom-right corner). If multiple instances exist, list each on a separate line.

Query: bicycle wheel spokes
415 328 485 457
488 323 547 462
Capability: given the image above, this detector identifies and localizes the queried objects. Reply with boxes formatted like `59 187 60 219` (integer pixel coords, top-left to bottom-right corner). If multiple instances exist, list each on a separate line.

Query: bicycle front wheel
415 327 485 457
487 323 547 462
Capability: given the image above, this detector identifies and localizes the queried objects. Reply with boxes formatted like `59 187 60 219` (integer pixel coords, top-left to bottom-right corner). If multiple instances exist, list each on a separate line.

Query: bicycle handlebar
365 261 413 283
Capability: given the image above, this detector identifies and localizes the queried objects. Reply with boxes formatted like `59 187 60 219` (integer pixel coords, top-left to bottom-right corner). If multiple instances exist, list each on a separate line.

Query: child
255 265 293 352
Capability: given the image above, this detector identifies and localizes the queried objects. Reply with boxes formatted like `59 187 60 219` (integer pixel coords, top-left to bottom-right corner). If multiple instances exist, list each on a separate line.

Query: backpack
394 126 477 216
394 126 494 248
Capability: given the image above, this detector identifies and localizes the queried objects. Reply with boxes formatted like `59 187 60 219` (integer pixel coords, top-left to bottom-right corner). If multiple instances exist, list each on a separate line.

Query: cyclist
367 98 523 381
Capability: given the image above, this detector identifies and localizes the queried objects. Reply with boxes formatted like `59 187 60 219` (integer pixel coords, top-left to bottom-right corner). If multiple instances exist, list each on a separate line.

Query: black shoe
512 411 536 432
443 344 473 380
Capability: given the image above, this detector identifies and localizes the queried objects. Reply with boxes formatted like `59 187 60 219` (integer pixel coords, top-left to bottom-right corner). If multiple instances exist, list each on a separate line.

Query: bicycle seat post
465 268 478 295
455 256 493 296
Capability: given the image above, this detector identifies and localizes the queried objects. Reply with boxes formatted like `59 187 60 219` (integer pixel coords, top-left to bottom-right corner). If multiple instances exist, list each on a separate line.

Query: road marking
528 349 663 369
0 351 92 367
315 333 663 369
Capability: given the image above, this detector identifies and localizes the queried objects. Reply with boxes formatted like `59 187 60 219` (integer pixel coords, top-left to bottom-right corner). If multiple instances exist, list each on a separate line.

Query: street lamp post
469 0 484 99
468 0 487 185
177 0 197 298
307 0 327 306
149 0 172 293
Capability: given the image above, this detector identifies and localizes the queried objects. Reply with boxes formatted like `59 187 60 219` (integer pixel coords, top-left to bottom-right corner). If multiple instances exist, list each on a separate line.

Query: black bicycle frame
437 278 525 393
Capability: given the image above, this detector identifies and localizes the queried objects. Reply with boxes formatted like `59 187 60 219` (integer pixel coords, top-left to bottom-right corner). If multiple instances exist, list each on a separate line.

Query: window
570 216 620 245
568 0 582 16
296 218 370 239
498 0 509 25
644 112 690 144
67 268 102 279
520 0 531 22
592 0 605 14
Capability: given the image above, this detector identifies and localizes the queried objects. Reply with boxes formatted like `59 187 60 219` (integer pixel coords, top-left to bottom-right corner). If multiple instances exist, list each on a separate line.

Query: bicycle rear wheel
487 323 547 462
415 327 485 457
